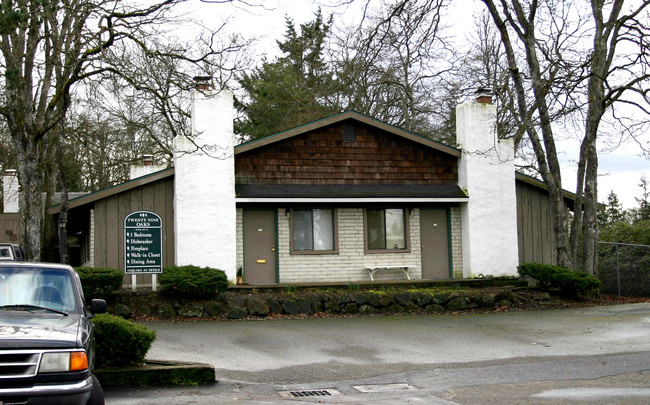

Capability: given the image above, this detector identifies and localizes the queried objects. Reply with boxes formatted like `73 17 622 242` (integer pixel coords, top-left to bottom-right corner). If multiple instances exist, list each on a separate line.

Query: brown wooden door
420 209 451 279
243 209 277 283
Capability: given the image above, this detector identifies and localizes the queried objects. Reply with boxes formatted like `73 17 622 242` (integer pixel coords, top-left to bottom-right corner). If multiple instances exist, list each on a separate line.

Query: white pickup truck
0 244 25 261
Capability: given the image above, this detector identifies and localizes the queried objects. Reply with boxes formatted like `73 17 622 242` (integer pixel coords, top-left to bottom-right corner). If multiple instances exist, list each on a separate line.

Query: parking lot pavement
105 353 650 404
105 303 650 404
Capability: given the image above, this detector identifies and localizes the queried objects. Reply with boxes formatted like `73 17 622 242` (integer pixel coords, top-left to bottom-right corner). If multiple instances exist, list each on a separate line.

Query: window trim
289 207 339 255
363 207 411 254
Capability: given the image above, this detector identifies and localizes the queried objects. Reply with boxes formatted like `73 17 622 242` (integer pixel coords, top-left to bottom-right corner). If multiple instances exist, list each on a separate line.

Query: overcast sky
186 0 648 209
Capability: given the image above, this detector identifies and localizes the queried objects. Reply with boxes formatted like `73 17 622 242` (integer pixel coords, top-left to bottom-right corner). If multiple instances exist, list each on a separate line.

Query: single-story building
24 85 571 288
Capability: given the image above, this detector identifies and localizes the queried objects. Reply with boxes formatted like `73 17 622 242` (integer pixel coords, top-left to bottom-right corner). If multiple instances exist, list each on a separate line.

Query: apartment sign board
124 211 163 274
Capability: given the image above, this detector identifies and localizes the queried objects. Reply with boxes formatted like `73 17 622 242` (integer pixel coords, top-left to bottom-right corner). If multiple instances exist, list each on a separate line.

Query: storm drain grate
279 389 341 398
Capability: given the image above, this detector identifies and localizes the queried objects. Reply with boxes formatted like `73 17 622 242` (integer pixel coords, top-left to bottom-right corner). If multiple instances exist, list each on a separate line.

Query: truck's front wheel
87 374 105 405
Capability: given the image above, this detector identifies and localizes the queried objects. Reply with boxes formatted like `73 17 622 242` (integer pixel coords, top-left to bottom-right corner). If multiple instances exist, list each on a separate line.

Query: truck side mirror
91 299 107 314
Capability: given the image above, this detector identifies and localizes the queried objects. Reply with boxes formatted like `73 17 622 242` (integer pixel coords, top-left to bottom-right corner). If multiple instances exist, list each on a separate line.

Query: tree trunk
57 127 70 265
582 145 599 275
549 184 572 269
571 0 621 275
481 0 648 275
510 2 573 269
15 136 44 261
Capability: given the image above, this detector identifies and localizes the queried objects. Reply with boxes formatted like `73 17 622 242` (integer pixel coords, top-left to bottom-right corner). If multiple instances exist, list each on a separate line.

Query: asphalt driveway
142 303 650 383
105 303 650 404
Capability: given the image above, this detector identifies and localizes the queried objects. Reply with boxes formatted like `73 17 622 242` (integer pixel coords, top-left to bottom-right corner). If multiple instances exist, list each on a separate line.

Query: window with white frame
366 208 408 251
291 208 336 253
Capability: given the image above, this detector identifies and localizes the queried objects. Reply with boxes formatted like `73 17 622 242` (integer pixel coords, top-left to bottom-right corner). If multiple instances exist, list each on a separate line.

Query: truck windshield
0 268 78 314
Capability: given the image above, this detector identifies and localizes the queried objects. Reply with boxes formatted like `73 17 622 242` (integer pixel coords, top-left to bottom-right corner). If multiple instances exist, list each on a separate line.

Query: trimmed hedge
159 265 228 299
518 263 600 300
95 360 215 387
94 313 156 368
75 267 123 303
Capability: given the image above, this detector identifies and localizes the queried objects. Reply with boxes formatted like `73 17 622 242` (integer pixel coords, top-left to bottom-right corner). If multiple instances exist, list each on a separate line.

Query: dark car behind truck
0 262 106 405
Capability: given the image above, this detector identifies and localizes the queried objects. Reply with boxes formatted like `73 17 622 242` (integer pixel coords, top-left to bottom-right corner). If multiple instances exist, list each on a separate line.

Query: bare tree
63 102 155 191
481 0 650 274
456 14 519 143
0 1 192 260
0 0 256 260
331 0 455 138
88 31 251 161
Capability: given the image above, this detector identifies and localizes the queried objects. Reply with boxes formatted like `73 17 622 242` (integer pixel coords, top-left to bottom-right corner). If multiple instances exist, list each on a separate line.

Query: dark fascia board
515 171 607 208
234 111 461 157
515 172 576 201
46 167 175 215
235 183 468 199
515 172 606 209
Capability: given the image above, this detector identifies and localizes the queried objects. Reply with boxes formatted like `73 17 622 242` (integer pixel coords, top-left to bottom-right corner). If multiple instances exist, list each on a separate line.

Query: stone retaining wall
111 288 553 320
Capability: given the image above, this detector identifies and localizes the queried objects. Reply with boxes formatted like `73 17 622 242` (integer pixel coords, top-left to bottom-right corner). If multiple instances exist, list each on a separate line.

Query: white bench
365 265 412 282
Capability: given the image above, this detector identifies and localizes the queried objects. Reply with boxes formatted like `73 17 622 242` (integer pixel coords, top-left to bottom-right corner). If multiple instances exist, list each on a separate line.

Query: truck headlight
39 351 88 373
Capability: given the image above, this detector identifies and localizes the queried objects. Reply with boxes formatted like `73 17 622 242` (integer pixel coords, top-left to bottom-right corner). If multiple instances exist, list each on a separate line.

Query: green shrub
518 263 601 300
599 221 650 297
159 265 228 299
75 267 123 303
284 285 297 293
93 314 156 368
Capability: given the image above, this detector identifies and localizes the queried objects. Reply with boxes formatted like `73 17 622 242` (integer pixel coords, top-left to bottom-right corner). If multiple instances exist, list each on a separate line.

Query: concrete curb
95 359 216 387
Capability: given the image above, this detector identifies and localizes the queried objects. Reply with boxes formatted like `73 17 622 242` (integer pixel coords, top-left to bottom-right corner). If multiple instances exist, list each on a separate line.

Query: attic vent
343 126 355 143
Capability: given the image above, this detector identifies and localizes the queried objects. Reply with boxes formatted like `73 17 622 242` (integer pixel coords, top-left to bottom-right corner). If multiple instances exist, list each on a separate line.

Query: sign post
124 211 163 291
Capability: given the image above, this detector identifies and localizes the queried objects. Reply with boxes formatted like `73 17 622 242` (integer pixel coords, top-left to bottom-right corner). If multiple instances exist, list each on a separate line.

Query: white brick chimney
129 154 166 180
456 89 519 277
3 169 19 213
173 78 236 281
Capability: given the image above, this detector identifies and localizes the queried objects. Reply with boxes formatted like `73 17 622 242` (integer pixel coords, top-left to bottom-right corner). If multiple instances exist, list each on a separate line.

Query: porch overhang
235 184 468 204
237 197 468 203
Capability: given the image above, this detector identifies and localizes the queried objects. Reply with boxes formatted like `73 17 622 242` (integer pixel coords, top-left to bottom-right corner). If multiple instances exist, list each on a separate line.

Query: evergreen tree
236 10 337 140
598 190 627 227
633 175 650 223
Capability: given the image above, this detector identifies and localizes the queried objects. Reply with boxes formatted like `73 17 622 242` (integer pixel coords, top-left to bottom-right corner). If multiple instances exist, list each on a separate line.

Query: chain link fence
598 242 650 297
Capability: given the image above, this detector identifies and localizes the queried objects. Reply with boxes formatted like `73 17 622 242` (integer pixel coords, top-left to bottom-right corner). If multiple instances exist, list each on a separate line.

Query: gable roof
514 172 599 210
515 172 577 201
46 167 174 215
235 110 461 157
45 114 587 214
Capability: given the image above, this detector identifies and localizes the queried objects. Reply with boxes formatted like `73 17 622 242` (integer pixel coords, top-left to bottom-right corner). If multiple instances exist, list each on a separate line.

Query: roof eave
235 111 461 157
515 172 576 201
236 197 468 204
46 168 175 215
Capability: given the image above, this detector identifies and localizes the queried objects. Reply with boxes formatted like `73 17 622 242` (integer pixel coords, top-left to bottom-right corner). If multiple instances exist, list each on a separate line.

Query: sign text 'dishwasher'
124 211 163 274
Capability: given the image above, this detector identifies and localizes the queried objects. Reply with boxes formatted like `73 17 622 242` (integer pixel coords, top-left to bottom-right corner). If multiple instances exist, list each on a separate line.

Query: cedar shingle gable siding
236 121 458 185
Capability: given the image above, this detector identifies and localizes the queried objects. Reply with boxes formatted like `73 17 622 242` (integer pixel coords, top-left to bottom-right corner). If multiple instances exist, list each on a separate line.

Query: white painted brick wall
450 206 463 278
88 209 95 267
175 89 237 281
278 208 423 283
235 206 464 283
236 208 243 274
457 101 519 277
2 173 18 213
